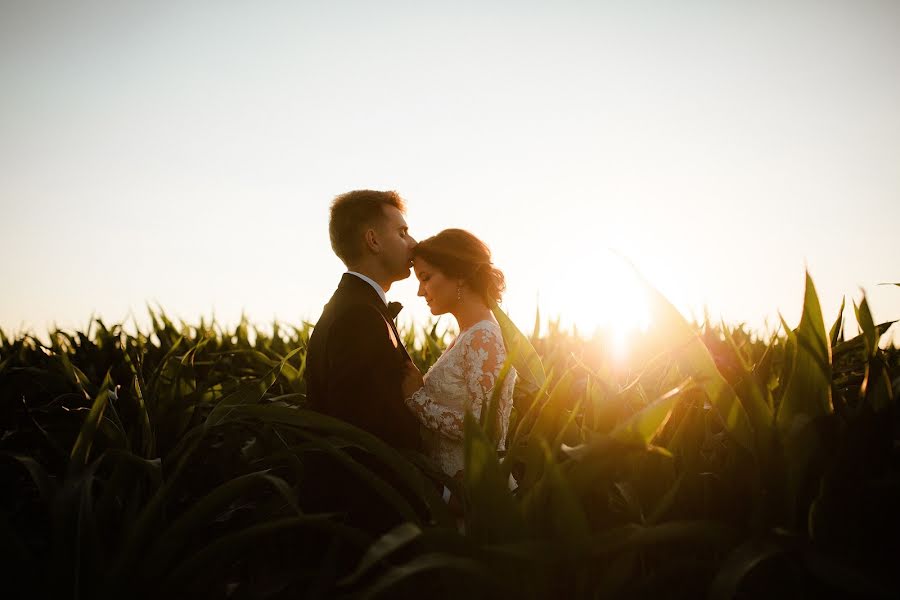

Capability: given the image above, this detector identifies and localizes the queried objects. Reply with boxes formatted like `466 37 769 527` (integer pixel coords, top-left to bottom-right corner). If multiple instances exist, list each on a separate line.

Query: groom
306 189 422 452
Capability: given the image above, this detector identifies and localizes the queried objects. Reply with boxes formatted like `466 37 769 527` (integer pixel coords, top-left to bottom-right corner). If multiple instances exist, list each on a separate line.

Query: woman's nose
417 283 425 297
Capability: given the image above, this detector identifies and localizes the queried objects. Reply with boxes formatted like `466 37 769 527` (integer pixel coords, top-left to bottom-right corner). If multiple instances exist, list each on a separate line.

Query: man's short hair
329 190 406 265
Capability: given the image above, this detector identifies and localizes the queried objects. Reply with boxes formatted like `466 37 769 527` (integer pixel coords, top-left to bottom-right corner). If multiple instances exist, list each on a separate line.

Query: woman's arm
462 326 507 430
403 374 466 440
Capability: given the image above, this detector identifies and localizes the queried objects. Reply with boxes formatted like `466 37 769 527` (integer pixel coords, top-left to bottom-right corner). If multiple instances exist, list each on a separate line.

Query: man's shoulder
314 296 389 335
331 301 390 333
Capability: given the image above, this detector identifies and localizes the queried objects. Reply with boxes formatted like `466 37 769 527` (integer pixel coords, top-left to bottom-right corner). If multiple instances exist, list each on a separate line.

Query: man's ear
364 228 380 253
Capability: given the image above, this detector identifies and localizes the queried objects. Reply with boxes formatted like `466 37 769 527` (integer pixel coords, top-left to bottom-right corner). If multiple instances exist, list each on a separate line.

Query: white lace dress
405 320 516 479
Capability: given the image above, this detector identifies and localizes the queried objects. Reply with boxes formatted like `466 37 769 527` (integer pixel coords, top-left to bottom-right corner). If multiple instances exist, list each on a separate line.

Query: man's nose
408 235 417 247
417 282 425 297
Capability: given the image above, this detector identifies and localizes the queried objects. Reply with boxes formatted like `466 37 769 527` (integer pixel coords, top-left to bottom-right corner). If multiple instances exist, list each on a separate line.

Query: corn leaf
491 302 545 394
776 273 832 432
69 371 114 471
463 412 524 545
631 266 755 452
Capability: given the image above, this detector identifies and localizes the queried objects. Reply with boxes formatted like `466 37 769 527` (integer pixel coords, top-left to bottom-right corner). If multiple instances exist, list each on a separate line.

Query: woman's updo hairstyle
412 229 506 304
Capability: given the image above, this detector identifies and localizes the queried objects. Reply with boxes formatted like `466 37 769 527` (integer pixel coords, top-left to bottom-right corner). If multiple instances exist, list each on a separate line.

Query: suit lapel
385 313 412 364
337 274 412 364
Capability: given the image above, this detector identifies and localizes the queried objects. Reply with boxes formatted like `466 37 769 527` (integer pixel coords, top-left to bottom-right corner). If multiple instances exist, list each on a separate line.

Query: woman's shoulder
463 319 501 335
461 320 504 347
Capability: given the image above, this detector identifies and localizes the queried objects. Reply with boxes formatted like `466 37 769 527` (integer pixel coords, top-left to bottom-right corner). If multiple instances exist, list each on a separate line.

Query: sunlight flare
533 249 651 358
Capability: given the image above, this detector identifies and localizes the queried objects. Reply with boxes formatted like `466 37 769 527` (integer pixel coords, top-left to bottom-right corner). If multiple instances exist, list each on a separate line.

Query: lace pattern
405 320 516 479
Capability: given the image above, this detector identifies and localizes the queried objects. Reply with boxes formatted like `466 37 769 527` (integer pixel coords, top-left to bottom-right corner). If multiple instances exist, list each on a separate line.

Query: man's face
375 205 417 282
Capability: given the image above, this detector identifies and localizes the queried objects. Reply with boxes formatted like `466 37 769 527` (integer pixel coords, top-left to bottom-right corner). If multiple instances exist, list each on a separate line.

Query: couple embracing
305 189 516 508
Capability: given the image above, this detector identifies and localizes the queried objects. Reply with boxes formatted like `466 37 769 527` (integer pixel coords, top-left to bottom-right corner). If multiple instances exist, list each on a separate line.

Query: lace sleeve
404 387 465 440
462 326 507 421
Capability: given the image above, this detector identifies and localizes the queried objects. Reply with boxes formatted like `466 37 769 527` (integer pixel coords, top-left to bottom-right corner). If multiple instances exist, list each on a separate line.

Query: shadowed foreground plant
1 275 898 599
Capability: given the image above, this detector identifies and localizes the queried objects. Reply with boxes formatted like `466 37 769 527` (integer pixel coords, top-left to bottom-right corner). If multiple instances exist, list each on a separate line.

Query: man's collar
345 271 388 306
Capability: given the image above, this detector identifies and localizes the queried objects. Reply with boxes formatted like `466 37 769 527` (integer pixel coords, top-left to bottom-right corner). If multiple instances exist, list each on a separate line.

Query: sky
1 0 898 347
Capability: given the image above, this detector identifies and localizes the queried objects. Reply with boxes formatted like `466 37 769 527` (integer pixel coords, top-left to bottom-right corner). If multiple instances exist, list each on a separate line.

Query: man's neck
346 264 390 293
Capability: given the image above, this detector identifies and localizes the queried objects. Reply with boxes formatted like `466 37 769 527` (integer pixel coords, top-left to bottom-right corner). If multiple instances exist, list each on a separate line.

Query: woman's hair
412 229 506 304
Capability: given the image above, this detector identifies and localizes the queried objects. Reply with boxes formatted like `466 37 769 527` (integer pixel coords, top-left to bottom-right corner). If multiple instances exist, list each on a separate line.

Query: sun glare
535 250 651 360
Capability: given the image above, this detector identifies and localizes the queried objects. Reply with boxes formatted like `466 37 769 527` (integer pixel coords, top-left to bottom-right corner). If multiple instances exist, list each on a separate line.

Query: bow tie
387 301 403 319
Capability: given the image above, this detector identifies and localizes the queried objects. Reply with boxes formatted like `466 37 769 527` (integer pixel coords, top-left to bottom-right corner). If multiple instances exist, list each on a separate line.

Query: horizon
3 272 896 353
2 1 898 350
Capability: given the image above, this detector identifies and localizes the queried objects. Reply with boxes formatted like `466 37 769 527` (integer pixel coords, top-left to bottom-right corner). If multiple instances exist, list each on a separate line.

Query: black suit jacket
306 273 422 451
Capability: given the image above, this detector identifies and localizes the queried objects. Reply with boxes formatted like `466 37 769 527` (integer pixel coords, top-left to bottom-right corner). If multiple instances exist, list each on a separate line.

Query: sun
532 249 651 360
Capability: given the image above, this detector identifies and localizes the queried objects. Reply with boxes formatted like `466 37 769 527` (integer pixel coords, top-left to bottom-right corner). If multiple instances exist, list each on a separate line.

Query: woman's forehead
413 257 434 272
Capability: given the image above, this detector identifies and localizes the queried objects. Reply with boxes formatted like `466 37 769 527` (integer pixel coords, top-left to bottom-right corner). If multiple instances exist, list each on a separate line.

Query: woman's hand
401 361 424 399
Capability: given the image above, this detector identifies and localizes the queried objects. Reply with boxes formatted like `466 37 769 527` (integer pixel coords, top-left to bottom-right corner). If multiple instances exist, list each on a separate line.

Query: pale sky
2 0 898 345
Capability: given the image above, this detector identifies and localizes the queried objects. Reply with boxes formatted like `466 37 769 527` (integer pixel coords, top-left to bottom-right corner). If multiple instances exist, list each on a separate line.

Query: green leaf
583 376 618 434
491 302 545 394
123 350 155 458
530 370 576 444
424 320 444 362
146 333 184 388
227 406 452 526
142 470 299 578
610 379 692 448
105 428 208 593
563 380 691 474
340 522 422 586
863 362 894 412
560 433 649 493
94 450 162 527
832 321 896 359
159 516 371 593
829 296 845 348
721 323 774 437
626 262 755 452
708 537 787 600
3 454 58 507
521 439 590 549
853 295 878 358
298 430 421 524
463 412 524 545
69 371 114 471
205 347 302 426
506 365 556 451
511 370 575 490
646 473 685 525
776 273 832 433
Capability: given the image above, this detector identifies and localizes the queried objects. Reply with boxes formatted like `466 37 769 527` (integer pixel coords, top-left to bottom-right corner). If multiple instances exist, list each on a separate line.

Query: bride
400 229 516 483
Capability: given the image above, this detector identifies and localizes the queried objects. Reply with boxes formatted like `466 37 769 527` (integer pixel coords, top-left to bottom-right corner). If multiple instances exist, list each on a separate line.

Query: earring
457 284 462 302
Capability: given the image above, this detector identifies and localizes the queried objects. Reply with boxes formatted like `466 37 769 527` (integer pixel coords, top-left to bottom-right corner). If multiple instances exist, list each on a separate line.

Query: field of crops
1 274 898 599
